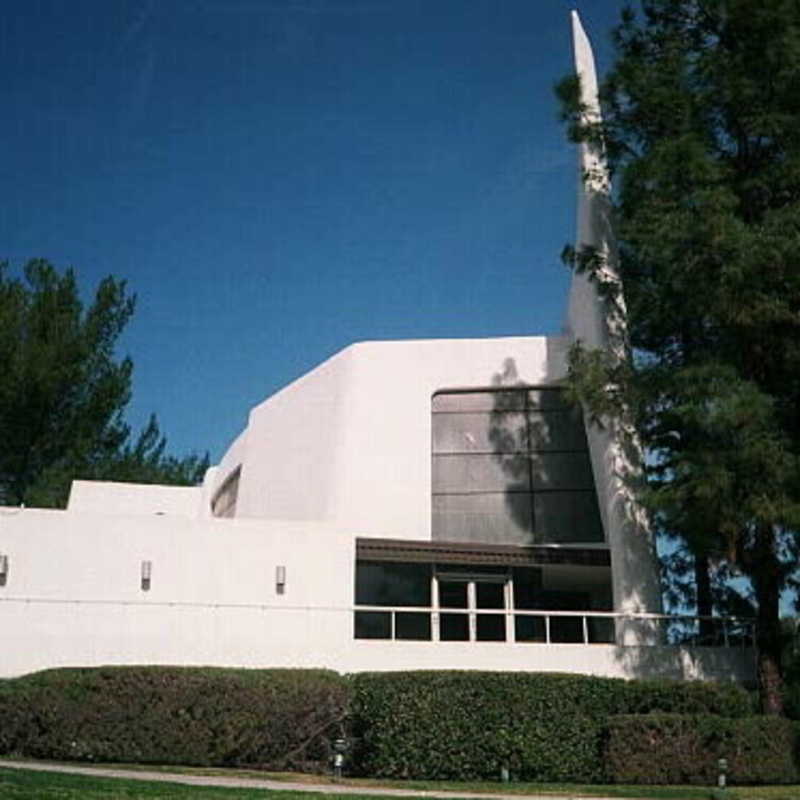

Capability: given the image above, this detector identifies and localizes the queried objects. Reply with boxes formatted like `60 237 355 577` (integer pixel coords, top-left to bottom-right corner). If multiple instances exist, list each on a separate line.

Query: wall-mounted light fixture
141 560 152 591
275 565 286 595
0 554 8 587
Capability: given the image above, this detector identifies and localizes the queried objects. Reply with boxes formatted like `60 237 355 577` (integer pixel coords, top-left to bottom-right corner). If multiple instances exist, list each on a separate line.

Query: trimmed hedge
0 667 349 770
620 677 754 716
605 714 799 785
0 667 779 782
348 671 753 782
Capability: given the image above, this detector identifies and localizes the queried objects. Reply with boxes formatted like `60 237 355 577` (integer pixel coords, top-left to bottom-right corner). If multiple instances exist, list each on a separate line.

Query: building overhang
356 537 610 568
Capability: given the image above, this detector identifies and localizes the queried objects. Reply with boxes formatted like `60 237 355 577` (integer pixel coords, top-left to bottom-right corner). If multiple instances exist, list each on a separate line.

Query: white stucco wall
67 480 206 518
0 506 752 682
223 335 566 540
0 507 353 677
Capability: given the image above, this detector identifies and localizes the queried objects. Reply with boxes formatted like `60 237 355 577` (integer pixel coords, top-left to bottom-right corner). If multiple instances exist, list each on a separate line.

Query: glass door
475 580 506 641
438 578 469 640
437 571 509 642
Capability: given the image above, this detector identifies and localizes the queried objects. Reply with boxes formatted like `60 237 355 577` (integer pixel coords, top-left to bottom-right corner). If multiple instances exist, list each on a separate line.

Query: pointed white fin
565 12 663 623
566 9 614 346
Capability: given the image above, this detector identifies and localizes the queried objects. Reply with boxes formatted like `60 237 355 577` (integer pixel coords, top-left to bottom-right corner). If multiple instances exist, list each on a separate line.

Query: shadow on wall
487 358 533 542
486 356 603 547
611 642 756 683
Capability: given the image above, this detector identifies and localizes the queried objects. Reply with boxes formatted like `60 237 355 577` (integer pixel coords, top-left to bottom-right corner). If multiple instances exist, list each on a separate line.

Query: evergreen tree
557 1 800 713
0 259 208 508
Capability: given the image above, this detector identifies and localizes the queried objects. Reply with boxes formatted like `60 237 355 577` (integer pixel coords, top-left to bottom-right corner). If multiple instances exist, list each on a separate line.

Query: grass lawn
0 768 306 799
1 765 799 800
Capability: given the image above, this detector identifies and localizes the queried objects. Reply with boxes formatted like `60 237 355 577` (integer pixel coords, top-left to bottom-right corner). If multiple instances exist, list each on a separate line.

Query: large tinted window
432 389 603 545
355 561 432 641
355 561 431 607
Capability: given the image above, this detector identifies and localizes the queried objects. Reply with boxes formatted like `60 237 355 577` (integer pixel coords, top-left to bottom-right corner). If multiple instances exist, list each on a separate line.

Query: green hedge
0 667 349 770
605 714 799 785
348 671 753 782
0 667 771 782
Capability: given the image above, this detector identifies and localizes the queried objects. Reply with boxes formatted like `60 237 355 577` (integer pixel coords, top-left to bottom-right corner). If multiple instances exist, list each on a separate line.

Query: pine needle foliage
0 259 208 507
556 1 800 714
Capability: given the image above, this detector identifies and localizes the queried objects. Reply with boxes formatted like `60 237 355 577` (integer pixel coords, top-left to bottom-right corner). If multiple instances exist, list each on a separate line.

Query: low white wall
0 507 754 683
348 640 755 683
0 599 755 682
0 507 354 677
67 481 205 518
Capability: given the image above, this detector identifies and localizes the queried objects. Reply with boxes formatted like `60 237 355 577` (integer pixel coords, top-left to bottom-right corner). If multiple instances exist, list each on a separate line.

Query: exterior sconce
275 565 286 595
0 554 8 586
141 560 152 591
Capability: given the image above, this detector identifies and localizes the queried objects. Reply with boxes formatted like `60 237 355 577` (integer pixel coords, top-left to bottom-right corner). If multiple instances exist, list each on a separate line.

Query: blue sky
2 0 626 463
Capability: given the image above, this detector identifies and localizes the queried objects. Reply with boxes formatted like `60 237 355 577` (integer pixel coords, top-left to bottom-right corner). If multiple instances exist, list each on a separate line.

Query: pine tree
0 259 208 508
557 1 800 713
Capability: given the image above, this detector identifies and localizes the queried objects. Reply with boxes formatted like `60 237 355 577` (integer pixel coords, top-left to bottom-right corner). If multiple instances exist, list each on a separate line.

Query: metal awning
356 537 610 567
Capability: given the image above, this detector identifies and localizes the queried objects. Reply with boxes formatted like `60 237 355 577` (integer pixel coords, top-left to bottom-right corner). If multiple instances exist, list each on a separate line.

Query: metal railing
0 593 754 649
353 605 755 647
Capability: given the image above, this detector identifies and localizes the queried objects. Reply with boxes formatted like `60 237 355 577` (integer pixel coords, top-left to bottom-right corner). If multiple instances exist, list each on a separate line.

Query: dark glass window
355 561 431 607
476 614 506 641
512 567 542 610
396 612 431 640
354 611 391 639
440 613 469 641
355 562 432 640
515 615 546 642
354 559 611 645
432 389 603 545
438 580 468 608
476 582 504 609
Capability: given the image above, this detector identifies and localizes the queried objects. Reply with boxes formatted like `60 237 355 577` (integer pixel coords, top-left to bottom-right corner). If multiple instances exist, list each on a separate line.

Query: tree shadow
486 357 602 546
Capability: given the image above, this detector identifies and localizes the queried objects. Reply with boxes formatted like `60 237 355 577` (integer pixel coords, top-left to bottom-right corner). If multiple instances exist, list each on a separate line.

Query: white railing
0 593 754 648
353 605 755 647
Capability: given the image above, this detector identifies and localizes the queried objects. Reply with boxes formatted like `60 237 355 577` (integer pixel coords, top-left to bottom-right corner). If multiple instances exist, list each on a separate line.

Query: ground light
718 757 728 790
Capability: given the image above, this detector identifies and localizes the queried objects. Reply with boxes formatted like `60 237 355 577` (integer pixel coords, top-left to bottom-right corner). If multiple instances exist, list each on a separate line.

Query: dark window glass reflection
396 612 431 640
476 613 505 641
355 562 431 607
476 581 504 609
439 581 468 608
512 567 541 610
515 615 546 642
440 613 469 641
354 611 391 639
549 616 584 643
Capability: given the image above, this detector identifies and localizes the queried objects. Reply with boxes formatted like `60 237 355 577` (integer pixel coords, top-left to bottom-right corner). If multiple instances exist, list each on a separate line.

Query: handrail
354 605 755 647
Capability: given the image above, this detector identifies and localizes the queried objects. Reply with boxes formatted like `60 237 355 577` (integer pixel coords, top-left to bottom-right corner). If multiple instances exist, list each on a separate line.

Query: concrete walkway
0 759 647 800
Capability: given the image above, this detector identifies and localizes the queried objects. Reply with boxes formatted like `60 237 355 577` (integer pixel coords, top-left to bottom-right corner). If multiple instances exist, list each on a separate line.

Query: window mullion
505 578 515 643
432 573 440 642
468 580 476 641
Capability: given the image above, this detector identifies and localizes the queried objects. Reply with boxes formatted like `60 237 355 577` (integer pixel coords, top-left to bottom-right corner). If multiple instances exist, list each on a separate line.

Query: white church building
0 13 754 683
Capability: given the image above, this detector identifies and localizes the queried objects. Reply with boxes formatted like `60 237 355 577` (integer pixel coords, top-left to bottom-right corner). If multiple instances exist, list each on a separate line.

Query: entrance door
437 572 509 642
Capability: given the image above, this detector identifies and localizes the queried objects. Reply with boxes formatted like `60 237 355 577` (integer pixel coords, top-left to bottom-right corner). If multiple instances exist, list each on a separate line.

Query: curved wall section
222 336 564 539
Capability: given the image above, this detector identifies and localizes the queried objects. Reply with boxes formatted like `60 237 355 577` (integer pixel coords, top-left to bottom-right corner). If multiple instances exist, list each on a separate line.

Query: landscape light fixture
333 737 347 779
275 565 286 595
717 757 728 789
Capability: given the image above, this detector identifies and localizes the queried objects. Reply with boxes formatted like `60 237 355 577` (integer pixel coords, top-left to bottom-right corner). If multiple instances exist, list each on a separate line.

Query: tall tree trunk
752 524 784 715
695 552 714 644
